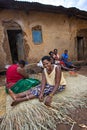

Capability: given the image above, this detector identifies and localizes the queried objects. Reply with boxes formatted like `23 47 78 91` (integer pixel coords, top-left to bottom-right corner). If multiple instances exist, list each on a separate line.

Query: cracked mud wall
0 10 31 68
0 22 6 69
0 10 87 69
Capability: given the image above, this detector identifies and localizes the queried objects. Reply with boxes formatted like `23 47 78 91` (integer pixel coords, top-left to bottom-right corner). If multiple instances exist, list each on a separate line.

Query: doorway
7 30 25 63
77 36 84 60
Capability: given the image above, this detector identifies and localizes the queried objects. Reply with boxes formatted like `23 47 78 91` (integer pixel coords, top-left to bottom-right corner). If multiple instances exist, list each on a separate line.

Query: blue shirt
61 53 68 62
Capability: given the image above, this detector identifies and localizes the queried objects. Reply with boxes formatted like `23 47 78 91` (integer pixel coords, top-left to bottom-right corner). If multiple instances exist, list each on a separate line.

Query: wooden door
16 33 25 61
77 37 84 60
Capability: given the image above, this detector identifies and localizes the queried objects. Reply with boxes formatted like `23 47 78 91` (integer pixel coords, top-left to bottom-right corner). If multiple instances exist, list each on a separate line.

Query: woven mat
0 72 87 130
0 87 6 117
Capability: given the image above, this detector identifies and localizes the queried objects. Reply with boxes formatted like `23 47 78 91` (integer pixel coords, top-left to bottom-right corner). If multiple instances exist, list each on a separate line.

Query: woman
6 60 40 94
53 49 60 62
9 56 66 106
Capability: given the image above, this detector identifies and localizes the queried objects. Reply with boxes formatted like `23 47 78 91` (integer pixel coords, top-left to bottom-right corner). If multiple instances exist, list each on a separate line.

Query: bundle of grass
0 87 6 116
0 73 87 130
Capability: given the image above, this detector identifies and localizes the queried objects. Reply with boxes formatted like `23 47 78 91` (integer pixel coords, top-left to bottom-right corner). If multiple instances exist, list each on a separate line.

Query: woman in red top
6 60 28 88
6 60 40 94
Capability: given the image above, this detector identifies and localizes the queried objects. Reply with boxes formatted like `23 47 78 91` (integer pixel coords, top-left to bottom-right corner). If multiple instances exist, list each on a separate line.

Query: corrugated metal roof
0 0 87 20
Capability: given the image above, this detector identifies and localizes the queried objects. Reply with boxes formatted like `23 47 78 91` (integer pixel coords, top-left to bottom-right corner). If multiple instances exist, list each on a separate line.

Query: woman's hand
39 93 44 102
44 96 52 106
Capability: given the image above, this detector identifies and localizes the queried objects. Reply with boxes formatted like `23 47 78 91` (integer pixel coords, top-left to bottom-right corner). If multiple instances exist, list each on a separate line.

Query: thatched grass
0 87 6 117
0 72 87 130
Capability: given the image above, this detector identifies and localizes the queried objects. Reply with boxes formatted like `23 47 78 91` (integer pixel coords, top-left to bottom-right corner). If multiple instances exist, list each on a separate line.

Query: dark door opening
7 30 24 63
77 36 84 60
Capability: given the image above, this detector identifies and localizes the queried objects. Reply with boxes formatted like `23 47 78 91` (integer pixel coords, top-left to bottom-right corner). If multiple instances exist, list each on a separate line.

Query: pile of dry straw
0 72 87 130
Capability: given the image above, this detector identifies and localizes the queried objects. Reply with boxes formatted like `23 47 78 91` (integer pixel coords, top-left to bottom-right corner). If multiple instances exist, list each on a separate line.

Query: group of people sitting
49 49 79 71
6 49 79 106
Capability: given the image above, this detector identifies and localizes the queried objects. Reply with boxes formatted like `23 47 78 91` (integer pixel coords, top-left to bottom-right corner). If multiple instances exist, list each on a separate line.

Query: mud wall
0 9 87 68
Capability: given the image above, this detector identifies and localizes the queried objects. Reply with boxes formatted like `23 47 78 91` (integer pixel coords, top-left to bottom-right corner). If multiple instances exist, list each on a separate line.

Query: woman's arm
50 65 61 96
17 67 28 78
44 66 61 106
39 71 46 101
40 72 47 93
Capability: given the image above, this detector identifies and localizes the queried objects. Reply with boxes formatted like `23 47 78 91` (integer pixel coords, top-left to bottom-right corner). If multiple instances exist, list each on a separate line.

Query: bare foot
8 89 16 100
70 68 76 71
11 100 20 106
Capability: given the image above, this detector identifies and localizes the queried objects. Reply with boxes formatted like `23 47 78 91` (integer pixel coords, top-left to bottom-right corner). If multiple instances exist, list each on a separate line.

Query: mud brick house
0 0 87 69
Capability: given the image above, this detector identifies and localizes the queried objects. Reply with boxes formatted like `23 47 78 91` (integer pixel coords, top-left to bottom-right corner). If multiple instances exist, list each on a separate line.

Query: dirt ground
78 66 87 77
0 66 87 130
56 66 87 130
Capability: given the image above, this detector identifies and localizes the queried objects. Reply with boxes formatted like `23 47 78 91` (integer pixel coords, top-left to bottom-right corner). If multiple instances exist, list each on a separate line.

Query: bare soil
56 107 87 130
78 66 87 77
56 66 87 130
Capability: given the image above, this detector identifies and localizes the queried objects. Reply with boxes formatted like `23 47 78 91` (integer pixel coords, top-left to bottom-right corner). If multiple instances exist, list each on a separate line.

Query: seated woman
53 49 60 62
49 51 55 64
8 56 66 106
6 60 40 94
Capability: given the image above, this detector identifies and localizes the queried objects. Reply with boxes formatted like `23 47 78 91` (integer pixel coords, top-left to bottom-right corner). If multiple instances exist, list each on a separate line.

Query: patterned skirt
30 84 66 97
